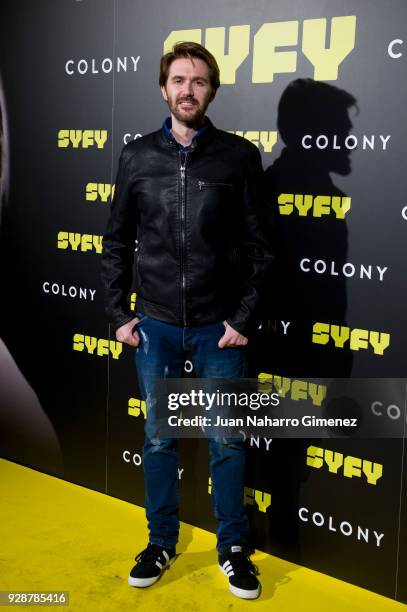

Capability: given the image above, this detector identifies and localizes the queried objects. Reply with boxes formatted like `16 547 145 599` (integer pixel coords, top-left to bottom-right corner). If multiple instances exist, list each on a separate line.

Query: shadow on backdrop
247 79 358 561
254 78 357 379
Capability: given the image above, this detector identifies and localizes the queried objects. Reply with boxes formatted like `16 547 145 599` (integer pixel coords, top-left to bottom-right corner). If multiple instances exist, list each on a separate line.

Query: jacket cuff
112 313 136 333
226 315 253 339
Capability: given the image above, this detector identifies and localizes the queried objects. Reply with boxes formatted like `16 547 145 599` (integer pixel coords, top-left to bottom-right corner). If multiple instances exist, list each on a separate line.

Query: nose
182 79 194 97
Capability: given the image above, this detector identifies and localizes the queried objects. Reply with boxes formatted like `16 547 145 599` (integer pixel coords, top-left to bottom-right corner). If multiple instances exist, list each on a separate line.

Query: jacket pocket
197 180 234 190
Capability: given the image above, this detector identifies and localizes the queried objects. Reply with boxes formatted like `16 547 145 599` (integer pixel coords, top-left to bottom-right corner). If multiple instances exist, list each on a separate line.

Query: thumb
218 333 227 349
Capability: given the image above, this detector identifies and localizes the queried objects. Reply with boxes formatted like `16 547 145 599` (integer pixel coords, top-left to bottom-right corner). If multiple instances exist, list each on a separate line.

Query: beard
165 92 211 128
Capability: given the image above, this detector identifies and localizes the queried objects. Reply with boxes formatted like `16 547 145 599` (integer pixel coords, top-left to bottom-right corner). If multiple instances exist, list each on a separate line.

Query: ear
160 85 168 101
209 88 217 103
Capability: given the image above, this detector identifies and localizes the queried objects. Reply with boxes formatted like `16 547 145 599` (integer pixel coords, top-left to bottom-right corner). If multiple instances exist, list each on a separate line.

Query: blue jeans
134 313 250 553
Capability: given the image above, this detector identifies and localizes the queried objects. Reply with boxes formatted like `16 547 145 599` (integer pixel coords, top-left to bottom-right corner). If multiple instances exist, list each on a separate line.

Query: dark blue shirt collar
163 116 208 151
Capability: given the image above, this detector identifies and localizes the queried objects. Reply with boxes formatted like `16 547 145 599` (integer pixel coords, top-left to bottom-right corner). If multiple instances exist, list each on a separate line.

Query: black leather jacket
101 117 273 337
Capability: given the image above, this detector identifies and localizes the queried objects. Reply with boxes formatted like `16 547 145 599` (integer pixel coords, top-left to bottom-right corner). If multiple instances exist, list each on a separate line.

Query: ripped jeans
134 312 250 553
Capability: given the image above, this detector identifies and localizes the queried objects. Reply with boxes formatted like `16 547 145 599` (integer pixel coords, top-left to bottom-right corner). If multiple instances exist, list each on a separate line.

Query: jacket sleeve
226 144 274 337
100 147 138 331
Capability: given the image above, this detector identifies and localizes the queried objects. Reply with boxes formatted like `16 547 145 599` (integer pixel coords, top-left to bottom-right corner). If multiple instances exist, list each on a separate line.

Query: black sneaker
218 545 260 599
128 543 176 587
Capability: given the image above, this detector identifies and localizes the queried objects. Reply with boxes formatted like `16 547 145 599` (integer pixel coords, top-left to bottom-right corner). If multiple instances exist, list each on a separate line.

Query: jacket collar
160 116 216 151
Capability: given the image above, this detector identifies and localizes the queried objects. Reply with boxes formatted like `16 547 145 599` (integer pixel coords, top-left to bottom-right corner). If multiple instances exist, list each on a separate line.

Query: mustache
177 97 198 104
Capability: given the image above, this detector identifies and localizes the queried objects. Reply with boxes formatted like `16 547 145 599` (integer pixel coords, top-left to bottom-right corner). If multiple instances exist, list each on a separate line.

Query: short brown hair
159 42 220 92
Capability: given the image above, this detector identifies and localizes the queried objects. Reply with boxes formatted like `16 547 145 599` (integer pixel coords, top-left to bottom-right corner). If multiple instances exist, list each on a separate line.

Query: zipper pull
180 152 187 179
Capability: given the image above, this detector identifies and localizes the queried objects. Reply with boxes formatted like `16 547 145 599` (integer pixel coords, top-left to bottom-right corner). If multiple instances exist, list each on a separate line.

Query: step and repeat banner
0 0 406 603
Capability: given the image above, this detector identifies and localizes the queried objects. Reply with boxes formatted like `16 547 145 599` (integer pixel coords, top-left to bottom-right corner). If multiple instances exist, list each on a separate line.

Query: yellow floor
0 458 404 612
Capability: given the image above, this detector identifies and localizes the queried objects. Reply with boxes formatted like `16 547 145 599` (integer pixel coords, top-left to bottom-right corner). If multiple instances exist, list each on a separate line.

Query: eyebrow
170 75 209 82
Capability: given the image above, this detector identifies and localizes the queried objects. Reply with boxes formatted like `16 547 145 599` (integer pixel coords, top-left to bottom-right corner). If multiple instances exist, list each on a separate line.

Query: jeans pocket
134 311 148 325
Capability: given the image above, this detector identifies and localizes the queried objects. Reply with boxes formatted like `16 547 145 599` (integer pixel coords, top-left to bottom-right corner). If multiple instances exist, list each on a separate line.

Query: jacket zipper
180 151 188 326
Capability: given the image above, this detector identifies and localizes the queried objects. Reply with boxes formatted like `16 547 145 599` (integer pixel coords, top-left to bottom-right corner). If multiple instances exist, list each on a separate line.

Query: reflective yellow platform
0 458 404 611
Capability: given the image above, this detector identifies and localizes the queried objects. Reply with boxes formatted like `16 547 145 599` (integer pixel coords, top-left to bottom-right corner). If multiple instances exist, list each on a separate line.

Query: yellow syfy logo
164 16 356 83
258 372 326 406
312 323 390 355
57 232 103 253
86 183 115 203
128 398 147 418
208 477 271 512
306 445 383 485
73 333 122 359
244 488 271 513
278 194 351 218
229 130 277 153
58 130 108 149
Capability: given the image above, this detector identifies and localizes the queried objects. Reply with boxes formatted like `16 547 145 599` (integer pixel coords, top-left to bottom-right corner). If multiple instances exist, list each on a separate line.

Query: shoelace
134 543 164 565
229 552 260 576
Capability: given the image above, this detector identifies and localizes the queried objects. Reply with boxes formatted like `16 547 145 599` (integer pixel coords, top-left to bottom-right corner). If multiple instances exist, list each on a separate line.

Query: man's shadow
247 79 359 564
254 78 357 379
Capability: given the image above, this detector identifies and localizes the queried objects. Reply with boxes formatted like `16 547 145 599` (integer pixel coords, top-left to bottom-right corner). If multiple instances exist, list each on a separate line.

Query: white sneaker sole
128 557 175 588
219 563 260 599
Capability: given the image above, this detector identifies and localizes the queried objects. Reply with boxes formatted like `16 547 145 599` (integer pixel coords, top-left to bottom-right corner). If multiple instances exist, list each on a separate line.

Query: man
101 42 272 600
